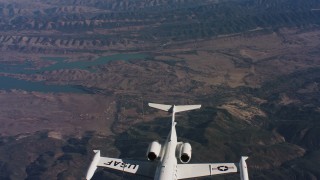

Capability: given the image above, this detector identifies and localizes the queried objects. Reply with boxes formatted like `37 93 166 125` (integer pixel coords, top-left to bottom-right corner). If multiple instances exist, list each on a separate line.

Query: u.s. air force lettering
86 103 250 180
104 161 138 169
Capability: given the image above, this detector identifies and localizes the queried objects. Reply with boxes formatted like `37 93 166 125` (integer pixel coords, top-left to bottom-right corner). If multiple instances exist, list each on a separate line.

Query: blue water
0 61 35 74
0 53 147 93
0 54 147 74
0 76 86 93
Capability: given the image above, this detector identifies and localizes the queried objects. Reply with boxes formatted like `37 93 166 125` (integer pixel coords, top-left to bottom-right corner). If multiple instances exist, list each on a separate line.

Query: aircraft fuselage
154 114 178 180
85 103 250 180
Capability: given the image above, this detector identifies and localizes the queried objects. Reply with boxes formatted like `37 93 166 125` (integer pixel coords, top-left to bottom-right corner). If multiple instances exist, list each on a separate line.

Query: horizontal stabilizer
148 103 201 113
175 105 201 113
148 103 172 112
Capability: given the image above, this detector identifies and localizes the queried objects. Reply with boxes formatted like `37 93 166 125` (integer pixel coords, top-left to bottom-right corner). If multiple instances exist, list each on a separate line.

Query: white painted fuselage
154 111 178 180
85 103 250 180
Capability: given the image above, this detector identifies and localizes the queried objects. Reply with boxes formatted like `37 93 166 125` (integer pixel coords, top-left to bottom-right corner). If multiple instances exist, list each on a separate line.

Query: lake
0 53 147 93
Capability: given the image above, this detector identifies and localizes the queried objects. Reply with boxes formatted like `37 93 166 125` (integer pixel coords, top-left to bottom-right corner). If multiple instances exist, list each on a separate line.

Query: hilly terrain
0 0 320 180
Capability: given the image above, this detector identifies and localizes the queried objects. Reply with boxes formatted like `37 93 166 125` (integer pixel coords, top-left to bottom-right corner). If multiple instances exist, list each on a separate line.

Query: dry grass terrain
0 0 320 179
0 92 116 137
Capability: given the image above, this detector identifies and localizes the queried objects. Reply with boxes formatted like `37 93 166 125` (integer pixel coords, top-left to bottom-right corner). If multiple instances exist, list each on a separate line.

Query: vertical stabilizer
149 103 201 131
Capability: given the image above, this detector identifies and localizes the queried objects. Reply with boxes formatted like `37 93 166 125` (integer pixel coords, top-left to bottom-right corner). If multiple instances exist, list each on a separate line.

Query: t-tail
148 103 201 125
86 102 250 180
148 103 201 114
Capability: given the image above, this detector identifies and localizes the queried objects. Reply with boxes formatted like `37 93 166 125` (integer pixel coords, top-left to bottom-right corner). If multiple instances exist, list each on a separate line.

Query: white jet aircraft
86 103 249 180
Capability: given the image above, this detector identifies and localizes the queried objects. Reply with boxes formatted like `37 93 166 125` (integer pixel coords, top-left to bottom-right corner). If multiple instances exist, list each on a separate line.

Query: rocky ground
0 0 320 180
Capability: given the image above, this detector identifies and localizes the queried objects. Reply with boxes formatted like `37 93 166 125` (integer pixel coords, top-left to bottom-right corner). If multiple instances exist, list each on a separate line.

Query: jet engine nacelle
179 142 192 163
146 141 161 161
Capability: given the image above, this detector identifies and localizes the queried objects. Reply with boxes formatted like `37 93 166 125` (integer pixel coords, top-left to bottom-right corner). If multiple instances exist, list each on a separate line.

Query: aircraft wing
98 157 157 176
176 163 238 179
86 150 157 180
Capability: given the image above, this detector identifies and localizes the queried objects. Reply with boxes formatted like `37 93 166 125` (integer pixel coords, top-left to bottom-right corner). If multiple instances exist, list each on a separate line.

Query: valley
0 0 320 180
